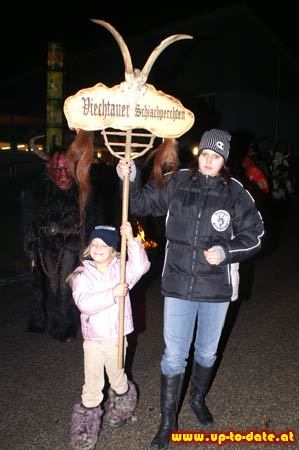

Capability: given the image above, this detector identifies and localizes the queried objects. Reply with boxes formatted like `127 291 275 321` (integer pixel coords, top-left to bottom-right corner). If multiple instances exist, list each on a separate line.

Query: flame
136 220 158 249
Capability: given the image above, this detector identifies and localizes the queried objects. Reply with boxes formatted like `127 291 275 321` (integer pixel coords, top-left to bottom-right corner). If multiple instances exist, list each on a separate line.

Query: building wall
216 89 299 154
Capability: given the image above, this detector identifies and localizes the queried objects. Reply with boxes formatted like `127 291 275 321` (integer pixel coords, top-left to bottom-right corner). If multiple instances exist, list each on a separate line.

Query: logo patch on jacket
211 210 230 231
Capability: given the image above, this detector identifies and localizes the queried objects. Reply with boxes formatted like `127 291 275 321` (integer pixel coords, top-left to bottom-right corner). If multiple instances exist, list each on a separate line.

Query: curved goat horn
29 135 48 160
91 19 134 75
141 34 193 82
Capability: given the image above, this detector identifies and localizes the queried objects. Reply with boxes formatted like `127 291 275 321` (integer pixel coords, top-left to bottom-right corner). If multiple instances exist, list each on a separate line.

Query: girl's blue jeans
161 296 230 376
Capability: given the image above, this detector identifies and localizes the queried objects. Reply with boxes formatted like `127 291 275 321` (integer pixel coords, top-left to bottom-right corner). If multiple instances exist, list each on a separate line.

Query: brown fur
147 138 179 190
67 130 94 224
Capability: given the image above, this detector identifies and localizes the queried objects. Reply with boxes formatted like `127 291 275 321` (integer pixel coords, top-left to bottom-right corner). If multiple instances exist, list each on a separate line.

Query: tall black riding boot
150 372 184 450
189 361 214 425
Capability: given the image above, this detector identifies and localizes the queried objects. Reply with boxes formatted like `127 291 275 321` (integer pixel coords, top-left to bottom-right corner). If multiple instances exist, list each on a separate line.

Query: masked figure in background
22 130 101 341
270 149 296 201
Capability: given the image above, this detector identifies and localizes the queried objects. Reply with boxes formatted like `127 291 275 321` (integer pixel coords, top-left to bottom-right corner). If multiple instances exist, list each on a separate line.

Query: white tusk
29 135 48 160
91 19 134 75
141 34 193 82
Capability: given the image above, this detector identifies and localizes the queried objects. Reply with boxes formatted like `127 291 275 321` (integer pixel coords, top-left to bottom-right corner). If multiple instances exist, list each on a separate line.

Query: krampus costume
22 132 100 342
270 149 296 201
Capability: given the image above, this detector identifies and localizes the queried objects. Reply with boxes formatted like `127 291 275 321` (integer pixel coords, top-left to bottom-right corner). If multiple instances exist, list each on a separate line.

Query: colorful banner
46 42 64 152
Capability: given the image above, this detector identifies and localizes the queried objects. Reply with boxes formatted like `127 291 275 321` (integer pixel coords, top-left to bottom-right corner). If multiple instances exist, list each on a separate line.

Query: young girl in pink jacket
69 222 150 450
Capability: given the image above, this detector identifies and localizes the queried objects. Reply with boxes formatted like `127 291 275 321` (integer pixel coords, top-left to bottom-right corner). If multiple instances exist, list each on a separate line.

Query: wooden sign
64 82 194 138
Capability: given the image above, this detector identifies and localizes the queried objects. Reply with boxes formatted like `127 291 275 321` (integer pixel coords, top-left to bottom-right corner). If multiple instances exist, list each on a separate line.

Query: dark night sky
0 2 297 108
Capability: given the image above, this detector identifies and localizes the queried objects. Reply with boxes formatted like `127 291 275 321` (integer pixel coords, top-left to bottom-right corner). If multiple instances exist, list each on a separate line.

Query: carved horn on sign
91 19 134 75
29 135 48 160
141 34 193 82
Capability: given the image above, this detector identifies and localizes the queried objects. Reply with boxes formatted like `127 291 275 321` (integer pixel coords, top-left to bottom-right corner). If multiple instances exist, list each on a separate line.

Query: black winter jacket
129 169 264 302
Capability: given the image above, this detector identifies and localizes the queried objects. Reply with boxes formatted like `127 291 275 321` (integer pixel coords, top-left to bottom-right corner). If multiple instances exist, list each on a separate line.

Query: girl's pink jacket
70 238 151 340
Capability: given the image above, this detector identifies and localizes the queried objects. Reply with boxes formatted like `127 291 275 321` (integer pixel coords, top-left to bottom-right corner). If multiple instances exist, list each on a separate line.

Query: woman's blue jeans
161 297 230 376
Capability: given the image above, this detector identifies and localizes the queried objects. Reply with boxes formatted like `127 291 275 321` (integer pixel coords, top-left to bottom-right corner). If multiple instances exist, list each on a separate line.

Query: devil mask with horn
30 136 73 191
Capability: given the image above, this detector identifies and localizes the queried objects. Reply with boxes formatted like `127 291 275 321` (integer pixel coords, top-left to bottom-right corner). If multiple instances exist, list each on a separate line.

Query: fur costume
22 150 102 341
271 150 296 200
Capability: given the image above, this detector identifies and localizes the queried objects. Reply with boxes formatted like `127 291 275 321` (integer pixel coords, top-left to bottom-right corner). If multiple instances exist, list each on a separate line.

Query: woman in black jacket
117 129 264 450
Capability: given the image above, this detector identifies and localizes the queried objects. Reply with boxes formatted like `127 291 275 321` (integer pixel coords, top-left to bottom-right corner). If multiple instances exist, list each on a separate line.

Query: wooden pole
118 129 132 368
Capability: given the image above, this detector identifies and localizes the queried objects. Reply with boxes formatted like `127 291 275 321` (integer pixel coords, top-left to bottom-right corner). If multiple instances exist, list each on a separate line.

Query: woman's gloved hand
116 159 136 181
204 246 225 265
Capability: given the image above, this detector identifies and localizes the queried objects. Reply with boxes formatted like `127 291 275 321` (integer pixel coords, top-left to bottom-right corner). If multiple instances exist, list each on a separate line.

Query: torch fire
136 220 158 249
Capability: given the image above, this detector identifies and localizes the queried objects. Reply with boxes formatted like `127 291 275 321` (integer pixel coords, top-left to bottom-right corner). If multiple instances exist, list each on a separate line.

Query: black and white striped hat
199 129 231 162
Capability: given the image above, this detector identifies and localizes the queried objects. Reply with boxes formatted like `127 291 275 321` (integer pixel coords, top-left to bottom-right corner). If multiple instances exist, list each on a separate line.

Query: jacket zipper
188 180 209 300
188 210 201 300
